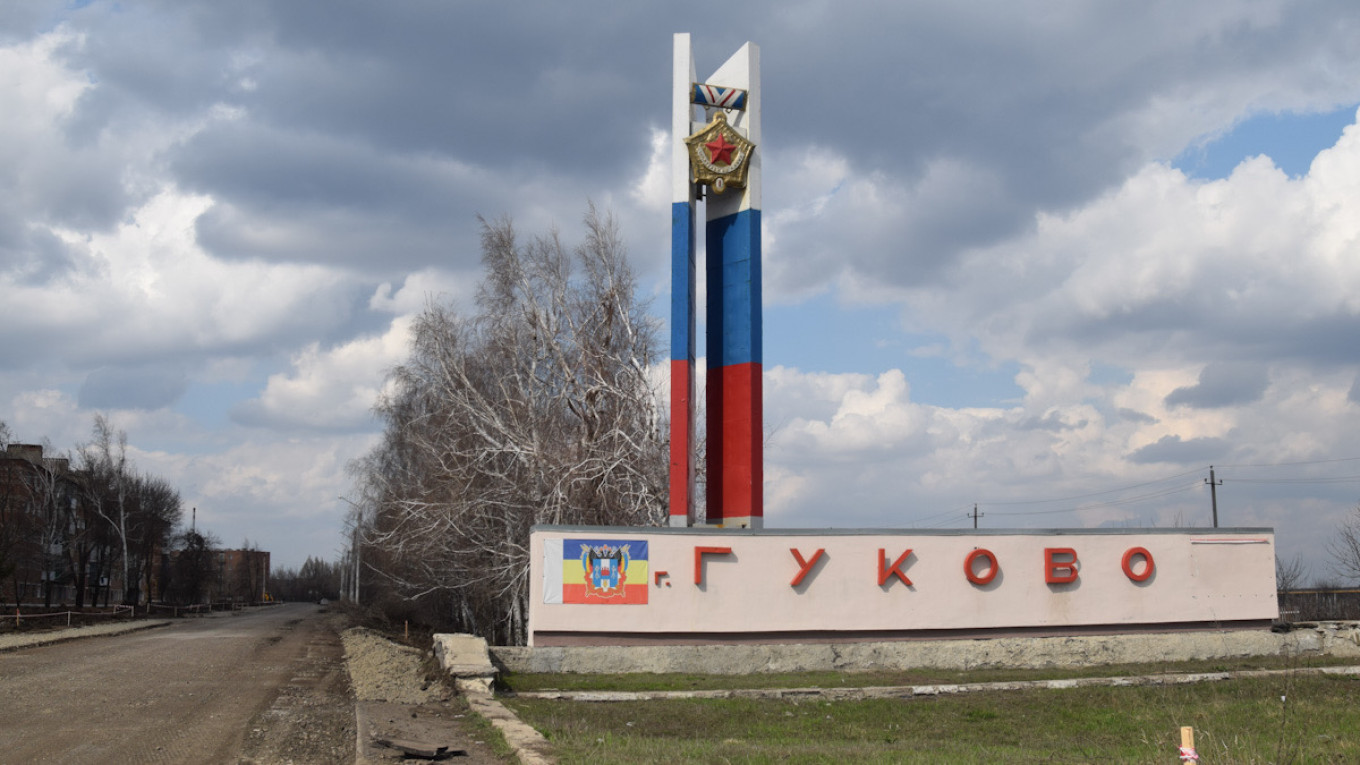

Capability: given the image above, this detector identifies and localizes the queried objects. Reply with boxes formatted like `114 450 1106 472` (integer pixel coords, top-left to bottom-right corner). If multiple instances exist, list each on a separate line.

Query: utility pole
968 503 984 529
1205 466 1222 528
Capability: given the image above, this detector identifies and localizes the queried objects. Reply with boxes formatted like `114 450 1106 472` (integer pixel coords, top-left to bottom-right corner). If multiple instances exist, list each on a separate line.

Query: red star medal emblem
705 132 736 166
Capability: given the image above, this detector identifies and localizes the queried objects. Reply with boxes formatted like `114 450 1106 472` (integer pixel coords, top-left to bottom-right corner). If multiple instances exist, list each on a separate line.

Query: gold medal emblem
685 111 754 194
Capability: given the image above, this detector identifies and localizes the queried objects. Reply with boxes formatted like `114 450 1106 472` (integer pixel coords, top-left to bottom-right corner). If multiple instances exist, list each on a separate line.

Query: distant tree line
0 416 240 608
345 207 668 643
271 556 342 602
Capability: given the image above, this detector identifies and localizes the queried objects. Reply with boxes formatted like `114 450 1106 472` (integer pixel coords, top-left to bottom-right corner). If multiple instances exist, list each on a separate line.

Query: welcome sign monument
526 35 1277 647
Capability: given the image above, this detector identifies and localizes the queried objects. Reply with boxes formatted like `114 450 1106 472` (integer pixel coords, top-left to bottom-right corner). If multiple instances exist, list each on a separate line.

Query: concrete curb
459 681 557 765
0 619 172 653
508 664 1360 703
352 702 376 765
433 633 557 764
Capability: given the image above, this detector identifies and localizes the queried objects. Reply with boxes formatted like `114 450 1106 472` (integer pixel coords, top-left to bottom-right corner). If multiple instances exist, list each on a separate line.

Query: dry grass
504 663 1360 763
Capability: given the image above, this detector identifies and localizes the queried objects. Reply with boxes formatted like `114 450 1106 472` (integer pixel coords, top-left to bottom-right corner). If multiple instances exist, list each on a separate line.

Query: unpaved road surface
0 603 354 765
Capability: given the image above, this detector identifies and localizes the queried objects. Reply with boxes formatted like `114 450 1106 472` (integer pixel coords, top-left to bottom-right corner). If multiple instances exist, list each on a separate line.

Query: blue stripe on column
705 208 762 368
671 201 696 362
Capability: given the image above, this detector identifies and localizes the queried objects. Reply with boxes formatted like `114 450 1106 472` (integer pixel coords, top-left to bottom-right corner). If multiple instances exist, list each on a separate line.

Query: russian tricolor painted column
671 34 763 529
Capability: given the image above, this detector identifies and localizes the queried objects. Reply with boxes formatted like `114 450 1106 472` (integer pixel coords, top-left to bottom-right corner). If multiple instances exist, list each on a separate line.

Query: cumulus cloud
1127 435 1232 465
7 1 1360 570
138 430 380 552
1 189 358 368
231 315 414 432
861 113 1360 395
762 357 1360 565
368 269 478 316
78 363 190 410
1165 362 1270 409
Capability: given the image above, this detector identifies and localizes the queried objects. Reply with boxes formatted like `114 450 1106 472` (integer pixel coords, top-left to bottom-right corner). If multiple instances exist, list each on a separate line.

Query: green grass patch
500 653 1357 694
506 673 1360 763
448 695 520 761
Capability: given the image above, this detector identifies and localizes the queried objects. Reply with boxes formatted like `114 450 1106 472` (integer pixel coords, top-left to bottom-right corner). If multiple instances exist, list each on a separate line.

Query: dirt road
0 603 354 765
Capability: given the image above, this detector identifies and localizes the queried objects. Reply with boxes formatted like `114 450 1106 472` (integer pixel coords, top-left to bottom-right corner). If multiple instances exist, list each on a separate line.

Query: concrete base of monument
492 621 1360 675
529 620 1276 647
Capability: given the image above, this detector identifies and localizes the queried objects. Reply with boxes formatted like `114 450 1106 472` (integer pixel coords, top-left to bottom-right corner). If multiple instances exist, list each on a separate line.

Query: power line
900 454 1360 530
908 505 973 526
977 467 1204 506
976 455 1360 510
986 482 1201 517
1218 455 1360 469
923 514 969 528
1231 476 1360 485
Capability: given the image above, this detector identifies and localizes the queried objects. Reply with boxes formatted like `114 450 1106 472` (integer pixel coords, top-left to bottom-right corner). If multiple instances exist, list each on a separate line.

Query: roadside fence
146 602 216 618
1278 588 1360 621
7 604 134 630
145 600 277 617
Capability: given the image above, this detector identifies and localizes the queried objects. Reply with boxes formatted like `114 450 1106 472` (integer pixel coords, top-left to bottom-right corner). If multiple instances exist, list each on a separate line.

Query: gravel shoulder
342 627 511 764
0 610 514 764
0 618 172 652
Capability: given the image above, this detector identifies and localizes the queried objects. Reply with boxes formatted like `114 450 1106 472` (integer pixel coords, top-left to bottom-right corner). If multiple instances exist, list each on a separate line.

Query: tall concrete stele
670 33 762 529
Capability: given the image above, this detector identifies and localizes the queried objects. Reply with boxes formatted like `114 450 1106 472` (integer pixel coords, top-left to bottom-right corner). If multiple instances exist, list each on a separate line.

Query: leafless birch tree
77 415 133 603
1327 504 1360 584
351 206 666 643
73 416 182 605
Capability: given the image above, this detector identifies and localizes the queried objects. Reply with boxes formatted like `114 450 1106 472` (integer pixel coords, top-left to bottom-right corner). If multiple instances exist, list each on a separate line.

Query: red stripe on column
705 361 763 525
669 359 694 524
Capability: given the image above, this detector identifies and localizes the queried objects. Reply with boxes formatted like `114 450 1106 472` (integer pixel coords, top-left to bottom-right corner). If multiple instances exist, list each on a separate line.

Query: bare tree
1 422 183 608
77 415 135 604
73 417 184 606
165 528 221 606
352 206 667 643
1326 504 1360 585
127 474 182 604
1275 553 1308 593
21 449 79 607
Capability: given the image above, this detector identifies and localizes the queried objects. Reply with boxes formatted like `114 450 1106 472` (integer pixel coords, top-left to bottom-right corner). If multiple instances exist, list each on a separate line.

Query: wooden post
1178 726 1199 761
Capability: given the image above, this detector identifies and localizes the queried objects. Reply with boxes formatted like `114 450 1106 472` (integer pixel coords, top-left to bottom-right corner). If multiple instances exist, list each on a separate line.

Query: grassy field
502 661 1360 763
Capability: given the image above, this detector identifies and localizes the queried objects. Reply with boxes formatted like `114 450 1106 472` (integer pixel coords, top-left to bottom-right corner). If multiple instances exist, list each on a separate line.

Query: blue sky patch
763 295 1023 408
1174 104 1357 180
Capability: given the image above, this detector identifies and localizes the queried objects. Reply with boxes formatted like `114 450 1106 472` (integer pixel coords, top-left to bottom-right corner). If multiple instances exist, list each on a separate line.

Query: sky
4 2 1360 580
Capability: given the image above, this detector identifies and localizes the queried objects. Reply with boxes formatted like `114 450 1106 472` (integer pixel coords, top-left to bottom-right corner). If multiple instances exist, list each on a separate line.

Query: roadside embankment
0 619 171 653
343 627 518 764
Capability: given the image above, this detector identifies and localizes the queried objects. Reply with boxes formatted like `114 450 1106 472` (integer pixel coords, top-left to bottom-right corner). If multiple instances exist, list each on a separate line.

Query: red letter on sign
790 548 825 587
964 548 998 585
1044 547 1079 584
694 546 732 586
878 548 914 587
1121 546 1155 582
